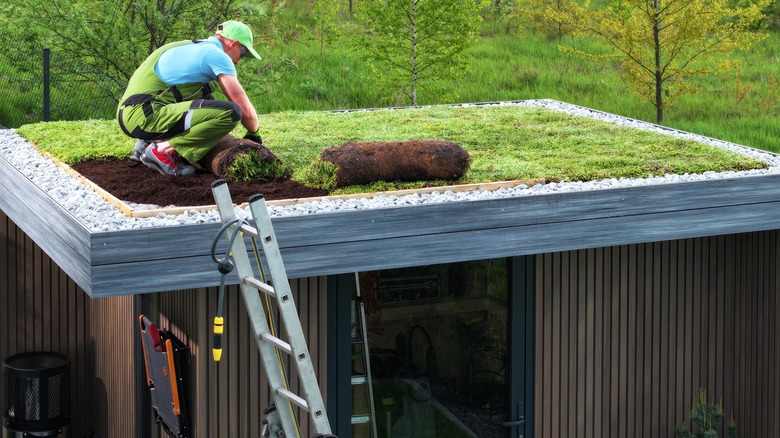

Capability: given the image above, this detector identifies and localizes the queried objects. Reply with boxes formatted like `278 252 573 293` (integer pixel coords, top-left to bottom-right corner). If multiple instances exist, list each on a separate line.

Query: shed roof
2 100 780 298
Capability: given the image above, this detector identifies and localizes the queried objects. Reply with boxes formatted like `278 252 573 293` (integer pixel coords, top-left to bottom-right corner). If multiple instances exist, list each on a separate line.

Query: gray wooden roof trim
4 144 780 297
0 155 93 289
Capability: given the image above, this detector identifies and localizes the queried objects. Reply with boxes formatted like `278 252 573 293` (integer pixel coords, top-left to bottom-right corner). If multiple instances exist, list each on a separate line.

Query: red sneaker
141 145 195 176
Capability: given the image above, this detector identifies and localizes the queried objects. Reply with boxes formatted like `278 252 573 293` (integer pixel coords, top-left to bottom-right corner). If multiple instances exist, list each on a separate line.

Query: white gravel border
1 99 778 232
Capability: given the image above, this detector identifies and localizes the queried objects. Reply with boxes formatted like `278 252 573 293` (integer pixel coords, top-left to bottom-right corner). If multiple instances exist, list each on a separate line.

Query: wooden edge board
125 178 548 218
42 151 136 217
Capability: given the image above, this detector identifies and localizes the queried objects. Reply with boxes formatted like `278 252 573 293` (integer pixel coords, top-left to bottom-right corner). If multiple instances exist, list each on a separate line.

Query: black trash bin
2 352 70 438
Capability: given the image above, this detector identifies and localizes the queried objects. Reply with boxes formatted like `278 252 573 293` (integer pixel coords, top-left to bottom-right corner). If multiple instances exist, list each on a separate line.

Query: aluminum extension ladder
211 180 333 437
351 272 378 437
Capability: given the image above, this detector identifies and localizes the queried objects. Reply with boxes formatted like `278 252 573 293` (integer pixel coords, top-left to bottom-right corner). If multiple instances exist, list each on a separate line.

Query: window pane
353 259 509 438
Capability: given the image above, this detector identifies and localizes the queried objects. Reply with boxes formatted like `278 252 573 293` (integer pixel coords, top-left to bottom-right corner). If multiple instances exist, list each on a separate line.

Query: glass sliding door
353 259 510 438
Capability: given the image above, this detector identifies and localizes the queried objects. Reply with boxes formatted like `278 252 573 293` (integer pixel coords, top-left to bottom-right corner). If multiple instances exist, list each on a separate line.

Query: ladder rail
211 181 301 436
211 181 333 437
354 272 378 438
247 195 332 432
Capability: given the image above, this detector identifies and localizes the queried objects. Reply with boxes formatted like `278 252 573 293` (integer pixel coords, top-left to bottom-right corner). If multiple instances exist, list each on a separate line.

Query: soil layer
71 158 328 207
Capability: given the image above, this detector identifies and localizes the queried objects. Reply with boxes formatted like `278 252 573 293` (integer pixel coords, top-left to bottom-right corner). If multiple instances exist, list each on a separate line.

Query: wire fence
0 48 121 129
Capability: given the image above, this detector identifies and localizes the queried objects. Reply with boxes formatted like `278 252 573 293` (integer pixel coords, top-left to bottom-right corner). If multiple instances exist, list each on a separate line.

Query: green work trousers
119 98 241 163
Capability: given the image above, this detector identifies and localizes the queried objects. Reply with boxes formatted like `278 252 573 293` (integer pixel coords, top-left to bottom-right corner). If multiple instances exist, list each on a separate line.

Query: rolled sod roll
198 134 284 181
320 140 469 187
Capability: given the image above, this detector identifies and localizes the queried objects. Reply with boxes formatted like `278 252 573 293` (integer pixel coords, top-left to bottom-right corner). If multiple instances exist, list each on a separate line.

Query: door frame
327 256 537 438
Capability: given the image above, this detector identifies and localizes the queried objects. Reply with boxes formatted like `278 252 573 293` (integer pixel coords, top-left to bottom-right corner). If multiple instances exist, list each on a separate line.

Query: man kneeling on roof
116 20 265 176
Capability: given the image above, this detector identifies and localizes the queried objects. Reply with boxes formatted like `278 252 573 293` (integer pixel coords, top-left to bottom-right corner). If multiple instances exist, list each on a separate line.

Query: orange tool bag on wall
139 314 192 438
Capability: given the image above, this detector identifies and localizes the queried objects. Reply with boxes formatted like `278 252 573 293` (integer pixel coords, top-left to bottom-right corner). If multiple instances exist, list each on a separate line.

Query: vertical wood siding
1 211 136 438
91 294 137 437
157 276 329 438
535 232 780 438
5 205 779 437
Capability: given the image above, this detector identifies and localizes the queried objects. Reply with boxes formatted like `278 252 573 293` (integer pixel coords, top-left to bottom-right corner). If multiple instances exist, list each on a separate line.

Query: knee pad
192 99 242 122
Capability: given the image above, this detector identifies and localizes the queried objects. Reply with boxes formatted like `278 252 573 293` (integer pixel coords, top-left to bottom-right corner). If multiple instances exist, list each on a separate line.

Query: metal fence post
43 48 50 122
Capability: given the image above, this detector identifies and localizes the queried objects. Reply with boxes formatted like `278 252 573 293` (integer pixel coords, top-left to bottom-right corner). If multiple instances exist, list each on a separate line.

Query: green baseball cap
217 20 261 60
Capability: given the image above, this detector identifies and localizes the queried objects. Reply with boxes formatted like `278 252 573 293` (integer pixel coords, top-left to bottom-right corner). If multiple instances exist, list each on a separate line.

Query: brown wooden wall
2 208 329 438
5 206 780 438
155 276 329 438
535 232 780 438
1 210 137 438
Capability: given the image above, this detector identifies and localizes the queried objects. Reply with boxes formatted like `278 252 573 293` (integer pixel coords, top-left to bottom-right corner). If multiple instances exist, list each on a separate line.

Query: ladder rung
243 276 276 297
239 222 258 237
261 332 292 355
351 415 371 424
351 375 367 385
277 387 310 411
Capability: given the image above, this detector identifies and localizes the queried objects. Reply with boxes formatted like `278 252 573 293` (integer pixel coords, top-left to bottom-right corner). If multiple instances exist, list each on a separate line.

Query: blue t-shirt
154 37 236 86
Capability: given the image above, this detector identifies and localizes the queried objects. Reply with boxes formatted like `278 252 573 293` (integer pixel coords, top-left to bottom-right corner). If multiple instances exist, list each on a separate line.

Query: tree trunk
653 2 664 124
411 0 418 106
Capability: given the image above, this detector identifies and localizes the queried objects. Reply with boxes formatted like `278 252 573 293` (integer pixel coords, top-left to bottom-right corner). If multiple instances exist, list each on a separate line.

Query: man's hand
243 130 263 145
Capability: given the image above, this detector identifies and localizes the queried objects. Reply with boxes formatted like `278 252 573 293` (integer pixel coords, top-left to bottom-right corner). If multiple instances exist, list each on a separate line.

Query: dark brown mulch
71 157 329 207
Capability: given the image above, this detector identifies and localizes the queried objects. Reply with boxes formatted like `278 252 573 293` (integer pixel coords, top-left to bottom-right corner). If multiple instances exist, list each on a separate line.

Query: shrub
675 388 737 438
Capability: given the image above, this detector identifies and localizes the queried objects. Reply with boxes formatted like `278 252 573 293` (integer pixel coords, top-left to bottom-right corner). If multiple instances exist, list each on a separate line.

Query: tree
484 0 518 36
557 0 769 123
355 0 487 106
310 0 349 57
759 0 780 30
7 0 259 103
514 0 579 41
